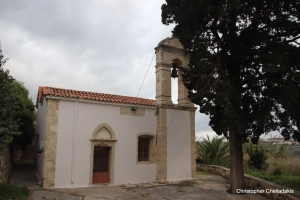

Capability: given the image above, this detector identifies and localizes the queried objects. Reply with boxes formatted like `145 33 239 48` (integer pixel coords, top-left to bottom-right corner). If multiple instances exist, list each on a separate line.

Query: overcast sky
0 1 277 140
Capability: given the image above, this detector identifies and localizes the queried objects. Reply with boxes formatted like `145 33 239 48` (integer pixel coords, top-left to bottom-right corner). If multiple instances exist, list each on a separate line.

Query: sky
0 0 277 140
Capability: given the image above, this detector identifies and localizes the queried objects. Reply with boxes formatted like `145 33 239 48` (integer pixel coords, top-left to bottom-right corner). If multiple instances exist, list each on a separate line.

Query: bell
171 63 178 79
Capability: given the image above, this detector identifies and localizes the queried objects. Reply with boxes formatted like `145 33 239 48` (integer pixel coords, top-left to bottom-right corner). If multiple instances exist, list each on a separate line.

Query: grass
267 157 300 177
0 184 30 200
244 169 300 191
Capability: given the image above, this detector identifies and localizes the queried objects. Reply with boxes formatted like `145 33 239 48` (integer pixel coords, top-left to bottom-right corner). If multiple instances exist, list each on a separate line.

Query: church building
35 37 197 188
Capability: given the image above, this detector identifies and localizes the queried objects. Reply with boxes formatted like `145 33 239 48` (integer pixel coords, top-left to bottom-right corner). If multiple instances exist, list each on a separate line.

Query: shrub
244 141 269 171
272 165 282 176
0 184 29 200
247 146 269 171
196 135 229 166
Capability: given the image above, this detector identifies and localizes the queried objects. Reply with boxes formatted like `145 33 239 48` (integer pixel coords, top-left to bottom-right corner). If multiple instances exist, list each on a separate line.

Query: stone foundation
197 164 300 200
0 144 12 183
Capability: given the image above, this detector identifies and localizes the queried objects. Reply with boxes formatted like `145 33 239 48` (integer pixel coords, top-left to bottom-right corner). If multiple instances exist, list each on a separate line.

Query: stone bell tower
154 37 196 183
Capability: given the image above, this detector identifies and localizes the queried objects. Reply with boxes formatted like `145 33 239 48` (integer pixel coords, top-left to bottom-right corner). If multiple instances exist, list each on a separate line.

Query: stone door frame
89 123 116 185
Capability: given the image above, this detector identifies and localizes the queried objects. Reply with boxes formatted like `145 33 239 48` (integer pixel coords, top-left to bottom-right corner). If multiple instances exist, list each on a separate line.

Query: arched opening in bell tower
171 58 183 104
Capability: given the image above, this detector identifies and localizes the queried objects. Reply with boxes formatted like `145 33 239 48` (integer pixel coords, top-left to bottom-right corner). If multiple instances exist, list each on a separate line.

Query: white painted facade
36 97 193 188
166 109 191 181
54 99 157 187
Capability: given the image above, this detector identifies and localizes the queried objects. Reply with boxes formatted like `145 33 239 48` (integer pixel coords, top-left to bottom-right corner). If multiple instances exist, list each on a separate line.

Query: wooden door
93 146 110 183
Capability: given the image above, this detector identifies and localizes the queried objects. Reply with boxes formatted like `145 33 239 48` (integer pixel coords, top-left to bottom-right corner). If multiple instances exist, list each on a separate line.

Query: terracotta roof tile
38 86 156 107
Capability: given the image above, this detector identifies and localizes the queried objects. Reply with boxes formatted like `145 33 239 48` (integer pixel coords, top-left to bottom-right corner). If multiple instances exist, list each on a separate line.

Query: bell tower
154 37 196 183
155 37 193 106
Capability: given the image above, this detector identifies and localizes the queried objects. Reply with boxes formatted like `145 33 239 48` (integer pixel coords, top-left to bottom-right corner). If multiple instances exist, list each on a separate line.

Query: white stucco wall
54 100 157 188
166 109 191 181
35 98 48 180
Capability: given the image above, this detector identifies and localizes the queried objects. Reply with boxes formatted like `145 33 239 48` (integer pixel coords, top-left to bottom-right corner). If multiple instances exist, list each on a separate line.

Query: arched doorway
89 123 117 184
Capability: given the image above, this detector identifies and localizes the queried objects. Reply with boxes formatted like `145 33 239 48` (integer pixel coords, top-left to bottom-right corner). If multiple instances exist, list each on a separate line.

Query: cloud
0 0 215 136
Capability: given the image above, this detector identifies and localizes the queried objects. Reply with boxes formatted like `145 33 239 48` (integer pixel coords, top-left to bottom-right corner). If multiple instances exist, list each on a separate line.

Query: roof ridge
42 86 153 100
37 86 156 107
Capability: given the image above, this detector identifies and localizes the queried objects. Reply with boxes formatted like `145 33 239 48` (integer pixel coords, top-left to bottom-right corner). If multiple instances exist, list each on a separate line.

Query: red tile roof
38 86 156 107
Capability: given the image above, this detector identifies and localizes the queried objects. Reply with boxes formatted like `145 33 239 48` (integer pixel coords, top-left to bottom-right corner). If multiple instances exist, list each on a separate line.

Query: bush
244 141 269 171
0 184 29 200
272 165 282 176
196 135 229 167
247 146 269 171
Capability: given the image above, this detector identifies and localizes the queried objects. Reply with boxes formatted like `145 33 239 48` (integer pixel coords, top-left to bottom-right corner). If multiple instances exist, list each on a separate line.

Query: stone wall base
0 144 12 183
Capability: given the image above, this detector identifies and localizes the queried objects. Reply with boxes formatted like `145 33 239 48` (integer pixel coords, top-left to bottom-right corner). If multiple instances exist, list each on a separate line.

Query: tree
162 0 300 193
0 49 20 147
11 81 35 147
0 49 35 148
196 135 229 166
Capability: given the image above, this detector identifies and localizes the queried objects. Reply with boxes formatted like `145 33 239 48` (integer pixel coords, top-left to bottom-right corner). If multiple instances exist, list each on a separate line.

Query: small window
138 138 150 161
